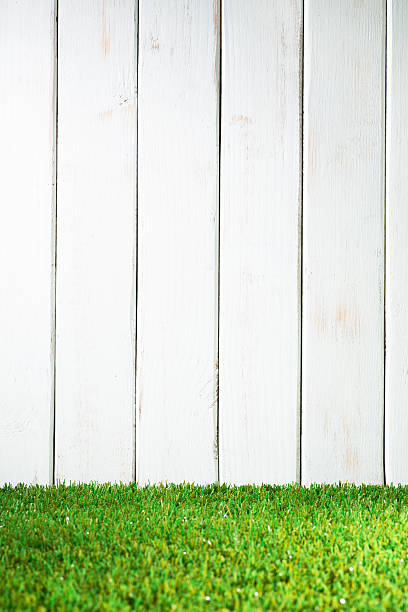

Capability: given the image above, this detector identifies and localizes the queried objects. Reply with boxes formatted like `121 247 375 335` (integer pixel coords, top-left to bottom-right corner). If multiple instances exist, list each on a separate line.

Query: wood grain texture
0 0 55 486
56 0 136 483
219 0 302 485
302 0 385 485
137 0 219 484
385 0 408 484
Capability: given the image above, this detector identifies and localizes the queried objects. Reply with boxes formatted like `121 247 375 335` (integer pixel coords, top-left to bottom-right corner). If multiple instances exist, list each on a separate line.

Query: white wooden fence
1 0 406 487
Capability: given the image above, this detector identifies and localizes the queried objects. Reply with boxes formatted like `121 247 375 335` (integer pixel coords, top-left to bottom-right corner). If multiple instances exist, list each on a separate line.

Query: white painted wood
385 1 408 485
219 0 302 485
56 0 136 483
0 1 55 486
137 0 219 484
302 0 385 485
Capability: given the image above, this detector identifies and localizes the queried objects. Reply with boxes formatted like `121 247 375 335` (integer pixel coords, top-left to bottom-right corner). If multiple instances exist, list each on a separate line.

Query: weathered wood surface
219 0 302 484
0 0 56 486
55 0 137 483
136 0 219 484
302 0 385 485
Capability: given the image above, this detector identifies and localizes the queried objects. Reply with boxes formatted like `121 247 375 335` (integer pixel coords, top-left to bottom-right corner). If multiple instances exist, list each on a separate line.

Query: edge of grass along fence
2 483 408 610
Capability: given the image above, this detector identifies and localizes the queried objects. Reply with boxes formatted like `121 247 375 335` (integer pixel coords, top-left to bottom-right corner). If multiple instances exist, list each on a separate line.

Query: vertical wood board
219 0 302 484
0 0 55 486
137 0 219 484
56 0 137 483
302 0 385 485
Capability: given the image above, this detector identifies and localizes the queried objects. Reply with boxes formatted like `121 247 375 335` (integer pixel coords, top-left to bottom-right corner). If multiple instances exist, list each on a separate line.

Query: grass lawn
1 483 408 610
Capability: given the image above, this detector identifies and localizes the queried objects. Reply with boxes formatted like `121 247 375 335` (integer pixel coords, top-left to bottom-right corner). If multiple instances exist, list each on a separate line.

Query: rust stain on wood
343 420 358 472
102 1 111 57
151 36 159 51
335 304 361 339
314 303 360 339
344 444 358 471
119 100 134 116
314 307 327 335
99 101 133 122
99 108 113 121
231 115 252 125
336 305 347 326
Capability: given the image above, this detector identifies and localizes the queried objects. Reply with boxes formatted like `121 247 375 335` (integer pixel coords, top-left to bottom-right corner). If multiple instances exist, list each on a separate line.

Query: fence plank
137 0 219 484
0 1 55 486
302 0 385 485
56 0 136 483
219 0 302 485
385 1 408 484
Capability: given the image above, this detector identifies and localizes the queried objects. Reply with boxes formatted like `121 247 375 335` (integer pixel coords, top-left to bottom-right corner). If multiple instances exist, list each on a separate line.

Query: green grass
1 484 408 610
